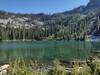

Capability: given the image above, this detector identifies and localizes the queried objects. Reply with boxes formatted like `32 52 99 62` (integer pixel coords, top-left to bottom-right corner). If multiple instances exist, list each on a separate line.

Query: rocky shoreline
0 60 86 74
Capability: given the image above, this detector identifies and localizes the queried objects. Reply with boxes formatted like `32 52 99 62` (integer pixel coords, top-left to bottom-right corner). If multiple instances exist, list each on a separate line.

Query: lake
0 40 100 64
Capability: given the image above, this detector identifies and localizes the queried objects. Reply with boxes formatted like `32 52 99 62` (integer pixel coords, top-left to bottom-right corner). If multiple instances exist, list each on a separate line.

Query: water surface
0 40 100 63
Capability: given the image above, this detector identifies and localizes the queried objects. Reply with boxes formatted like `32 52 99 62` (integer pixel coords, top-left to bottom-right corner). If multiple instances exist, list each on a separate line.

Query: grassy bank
6 57 100 75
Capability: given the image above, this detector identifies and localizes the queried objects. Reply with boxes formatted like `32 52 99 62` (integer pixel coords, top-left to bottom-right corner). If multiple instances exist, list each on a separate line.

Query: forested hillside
0 0 100 41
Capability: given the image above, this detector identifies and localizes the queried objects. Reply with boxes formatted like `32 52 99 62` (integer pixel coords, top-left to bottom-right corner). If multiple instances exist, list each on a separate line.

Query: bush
8 58 47 75
7 57 100 75
48 59 69 75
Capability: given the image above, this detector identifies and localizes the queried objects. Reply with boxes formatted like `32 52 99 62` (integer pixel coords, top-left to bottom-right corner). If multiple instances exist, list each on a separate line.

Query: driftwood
0 64 9 75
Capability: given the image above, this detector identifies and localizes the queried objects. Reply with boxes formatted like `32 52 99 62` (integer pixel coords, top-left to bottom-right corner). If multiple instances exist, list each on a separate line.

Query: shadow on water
0 40 99 64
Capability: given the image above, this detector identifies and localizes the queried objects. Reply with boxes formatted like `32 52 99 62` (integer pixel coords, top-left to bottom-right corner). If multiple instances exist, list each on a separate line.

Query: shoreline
0 39 89 42
0 60 86 72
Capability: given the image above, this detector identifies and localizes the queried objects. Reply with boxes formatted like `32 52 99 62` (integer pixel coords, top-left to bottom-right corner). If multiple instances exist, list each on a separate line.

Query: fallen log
0 64 9 75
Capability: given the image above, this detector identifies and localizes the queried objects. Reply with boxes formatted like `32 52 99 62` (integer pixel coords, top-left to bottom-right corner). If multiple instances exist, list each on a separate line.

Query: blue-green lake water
0 40 100 63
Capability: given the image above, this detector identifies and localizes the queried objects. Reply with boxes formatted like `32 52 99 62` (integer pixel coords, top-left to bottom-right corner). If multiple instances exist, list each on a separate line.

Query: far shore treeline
0 16 100 41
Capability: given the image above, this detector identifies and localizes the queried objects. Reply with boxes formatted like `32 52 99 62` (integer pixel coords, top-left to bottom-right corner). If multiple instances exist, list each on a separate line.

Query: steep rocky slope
0 0 100 40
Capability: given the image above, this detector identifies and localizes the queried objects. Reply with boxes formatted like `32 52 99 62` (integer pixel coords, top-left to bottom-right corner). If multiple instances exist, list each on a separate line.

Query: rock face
0 0 100 28
0 0 100 36
0 11 44 28
52 0 100 15
86 0 100 9
0 0 100 40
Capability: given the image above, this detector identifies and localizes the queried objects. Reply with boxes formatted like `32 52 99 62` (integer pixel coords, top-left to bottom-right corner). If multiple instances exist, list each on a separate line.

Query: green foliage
48 59 68 75
72 63 91 75
0 12 100 41
6 57 100 75
8 58 48 75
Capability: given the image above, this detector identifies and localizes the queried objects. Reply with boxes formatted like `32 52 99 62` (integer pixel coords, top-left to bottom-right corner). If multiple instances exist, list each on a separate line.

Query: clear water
0 40 100 63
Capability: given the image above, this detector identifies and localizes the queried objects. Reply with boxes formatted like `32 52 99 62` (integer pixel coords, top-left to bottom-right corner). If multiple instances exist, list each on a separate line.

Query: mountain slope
0 0 100 40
